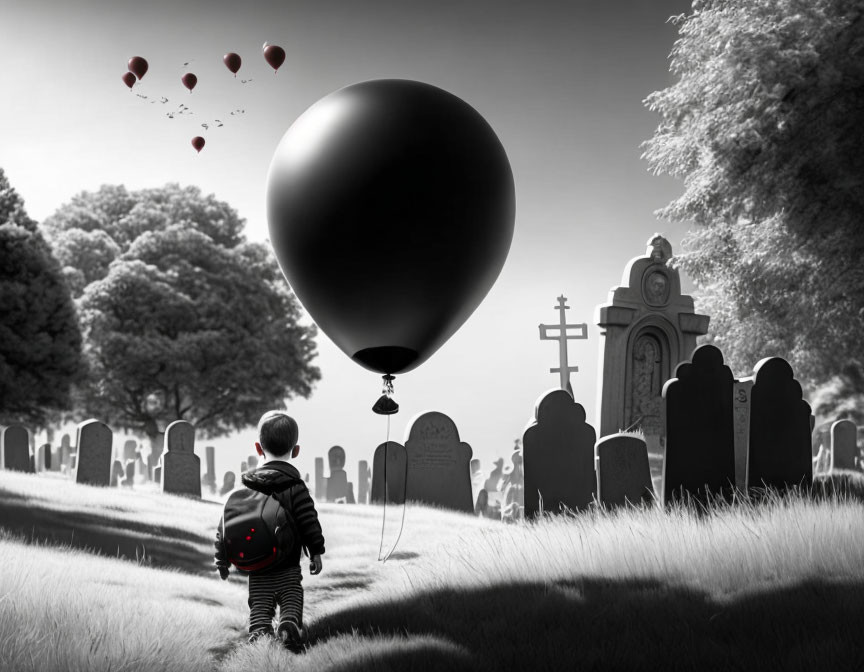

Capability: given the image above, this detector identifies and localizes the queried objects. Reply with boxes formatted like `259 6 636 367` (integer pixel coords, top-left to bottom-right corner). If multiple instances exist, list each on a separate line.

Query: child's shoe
277 620 307 653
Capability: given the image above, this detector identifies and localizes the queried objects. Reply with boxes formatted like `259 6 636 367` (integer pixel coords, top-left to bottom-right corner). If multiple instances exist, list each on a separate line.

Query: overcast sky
2 0 697 483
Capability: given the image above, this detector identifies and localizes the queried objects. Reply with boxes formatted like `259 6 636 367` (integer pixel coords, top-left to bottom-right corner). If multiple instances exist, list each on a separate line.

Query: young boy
214 410 325 650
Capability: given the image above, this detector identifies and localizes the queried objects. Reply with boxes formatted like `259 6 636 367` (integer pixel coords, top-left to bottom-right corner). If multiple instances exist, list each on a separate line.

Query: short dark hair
257 411 299 457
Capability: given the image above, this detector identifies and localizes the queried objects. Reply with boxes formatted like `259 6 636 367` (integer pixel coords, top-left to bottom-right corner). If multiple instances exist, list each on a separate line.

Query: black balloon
266 79 515 375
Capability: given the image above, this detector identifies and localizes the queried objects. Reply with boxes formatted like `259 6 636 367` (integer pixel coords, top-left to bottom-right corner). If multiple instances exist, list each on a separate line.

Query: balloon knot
373 375 398 415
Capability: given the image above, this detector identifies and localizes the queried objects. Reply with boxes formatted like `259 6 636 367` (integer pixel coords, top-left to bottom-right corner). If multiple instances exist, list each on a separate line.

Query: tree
642 0 864 422
0 168 82 426
44 184 320 450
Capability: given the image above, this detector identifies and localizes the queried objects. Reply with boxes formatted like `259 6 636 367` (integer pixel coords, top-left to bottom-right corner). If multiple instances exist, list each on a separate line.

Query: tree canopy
0 168 82 425
44 184 320 441
642 0 864 420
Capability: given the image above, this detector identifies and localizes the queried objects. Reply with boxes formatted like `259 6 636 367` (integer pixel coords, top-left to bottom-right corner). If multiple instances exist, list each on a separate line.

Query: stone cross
539 295 587 398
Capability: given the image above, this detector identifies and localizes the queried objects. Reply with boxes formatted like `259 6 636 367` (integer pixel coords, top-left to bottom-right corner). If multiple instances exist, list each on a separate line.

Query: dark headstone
596 433 654 509
404 412 473 513
37 443 52 472
748 357 812 492
662 345 735 506
830 420 858 471
73 420 112 486
371 441 407 504
161 420 201 498
522 389 596 517
1 425 32 473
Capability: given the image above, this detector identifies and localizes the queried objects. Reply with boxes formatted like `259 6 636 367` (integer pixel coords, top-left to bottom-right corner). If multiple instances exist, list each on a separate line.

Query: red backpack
221 480 301 573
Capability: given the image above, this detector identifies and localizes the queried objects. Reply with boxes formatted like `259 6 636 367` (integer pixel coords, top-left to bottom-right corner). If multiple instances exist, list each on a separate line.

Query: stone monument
404 412 473 513
595 234 709 469
161 420 201 497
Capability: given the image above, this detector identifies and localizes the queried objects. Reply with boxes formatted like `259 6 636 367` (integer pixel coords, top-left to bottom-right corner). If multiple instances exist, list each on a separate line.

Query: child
214 410 325 650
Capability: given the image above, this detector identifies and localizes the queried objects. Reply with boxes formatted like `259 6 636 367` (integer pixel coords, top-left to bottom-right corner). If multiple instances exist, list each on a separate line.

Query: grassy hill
1 469 863 672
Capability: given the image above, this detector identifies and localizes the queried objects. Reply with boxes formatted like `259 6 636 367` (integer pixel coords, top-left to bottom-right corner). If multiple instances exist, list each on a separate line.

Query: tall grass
2 469 863 671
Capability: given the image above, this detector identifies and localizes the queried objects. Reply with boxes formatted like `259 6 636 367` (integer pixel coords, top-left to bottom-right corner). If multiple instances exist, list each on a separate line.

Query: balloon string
377 394 408 564
376 413 390 561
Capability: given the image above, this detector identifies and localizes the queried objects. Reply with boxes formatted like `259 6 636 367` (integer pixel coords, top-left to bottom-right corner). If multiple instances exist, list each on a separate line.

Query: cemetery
5 236 859 520
3 1 864 670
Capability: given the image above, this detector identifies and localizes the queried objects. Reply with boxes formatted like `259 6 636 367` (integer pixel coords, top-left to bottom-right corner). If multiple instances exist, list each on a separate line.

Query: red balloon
128 56 148 80
263 45 286 73
223 52 242 75
191 136 205 153
121 72 136 89
181 73 198 92
266 80 515 376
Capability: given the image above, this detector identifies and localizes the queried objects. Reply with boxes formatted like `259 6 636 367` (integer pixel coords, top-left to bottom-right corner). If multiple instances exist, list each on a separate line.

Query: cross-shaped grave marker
539 295 588 397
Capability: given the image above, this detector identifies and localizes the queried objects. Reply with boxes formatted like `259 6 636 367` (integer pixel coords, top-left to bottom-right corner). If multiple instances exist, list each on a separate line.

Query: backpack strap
271 477 308 557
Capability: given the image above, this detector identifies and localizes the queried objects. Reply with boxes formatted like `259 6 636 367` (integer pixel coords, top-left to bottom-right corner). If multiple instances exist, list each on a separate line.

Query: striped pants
247 565 304 634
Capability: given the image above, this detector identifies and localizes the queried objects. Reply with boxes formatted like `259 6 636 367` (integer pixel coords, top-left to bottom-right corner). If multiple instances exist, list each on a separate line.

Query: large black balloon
266 79 515 375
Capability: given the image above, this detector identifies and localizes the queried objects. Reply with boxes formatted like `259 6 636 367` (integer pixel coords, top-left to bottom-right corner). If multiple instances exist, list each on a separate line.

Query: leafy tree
642 0 864 422
45 184 320 450
0 168 82 426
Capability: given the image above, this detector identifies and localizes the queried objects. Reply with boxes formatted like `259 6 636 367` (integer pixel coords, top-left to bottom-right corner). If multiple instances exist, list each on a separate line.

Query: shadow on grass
309 577 864 672
0 495 215 574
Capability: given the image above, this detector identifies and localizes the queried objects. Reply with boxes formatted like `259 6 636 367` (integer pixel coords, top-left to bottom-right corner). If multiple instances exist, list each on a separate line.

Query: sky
1 0 697 485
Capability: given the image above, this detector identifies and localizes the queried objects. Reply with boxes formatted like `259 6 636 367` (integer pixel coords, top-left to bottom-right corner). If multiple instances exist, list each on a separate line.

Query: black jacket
214 460 325 572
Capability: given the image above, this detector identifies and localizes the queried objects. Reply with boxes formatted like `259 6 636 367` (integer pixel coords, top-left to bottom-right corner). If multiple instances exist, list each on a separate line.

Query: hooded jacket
214 460 325 572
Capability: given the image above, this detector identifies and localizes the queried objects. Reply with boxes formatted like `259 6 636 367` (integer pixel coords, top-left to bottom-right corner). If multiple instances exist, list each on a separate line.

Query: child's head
255 410 300 460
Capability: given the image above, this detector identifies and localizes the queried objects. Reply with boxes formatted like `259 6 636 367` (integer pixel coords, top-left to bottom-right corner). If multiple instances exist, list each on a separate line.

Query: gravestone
1 425 32 472
220 471 236 496
522 389 596 517
748 357 812 492
73 420 112 486
314 457 325 501
830 420 858 471
110 460 125 487
240 460 248 474
596 433 654 509
404 412 473 513
595 234 709 475
37 443 52 472
357 460 371 504
662 345 736 506
247 455 259 471
122 460 135 487
201 446 217 493
371 441 407 504
325 446 351 502
732 378 754 489
161 420 201 498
